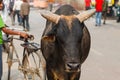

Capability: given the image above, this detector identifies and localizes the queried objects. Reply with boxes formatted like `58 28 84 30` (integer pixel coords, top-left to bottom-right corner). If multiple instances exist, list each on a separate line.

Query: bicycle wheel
7 45 14 80
22 49 45 80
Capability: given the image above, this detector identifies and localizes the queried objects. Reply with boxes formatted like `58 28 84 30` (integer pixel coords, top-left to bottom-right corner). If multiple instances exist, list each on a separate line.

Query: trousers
0 45 2 80
95 12 102 26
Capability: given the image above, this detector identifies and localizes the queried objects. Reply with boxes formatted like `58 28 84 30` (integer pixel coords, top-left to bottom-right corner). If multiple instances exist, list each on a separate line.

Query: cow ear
42 35 55 42
76 9 96 22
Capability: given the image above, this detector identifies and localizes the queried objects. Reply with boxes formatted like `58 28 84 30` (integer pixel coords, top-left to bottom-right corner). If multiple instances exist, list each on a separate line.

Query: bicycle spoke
31 53 37 68
22 50 42 80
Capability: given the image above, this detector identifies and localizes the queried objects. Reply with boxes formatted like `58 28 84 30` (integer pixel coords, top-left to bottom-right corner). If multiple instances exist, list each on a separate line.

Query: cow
40 5 95 80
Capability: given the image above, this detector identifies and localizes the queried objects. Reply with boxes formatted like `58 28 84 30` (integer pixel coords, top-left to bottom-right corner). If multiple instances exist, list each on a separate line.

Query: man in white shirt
13 0 23 25
1 0 10 23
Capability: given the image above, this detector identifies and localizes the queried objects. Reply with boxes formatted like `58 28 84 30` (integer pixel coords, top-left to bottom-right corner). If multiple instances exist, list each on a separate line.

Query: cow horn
76 9 96 22
40 10 60 24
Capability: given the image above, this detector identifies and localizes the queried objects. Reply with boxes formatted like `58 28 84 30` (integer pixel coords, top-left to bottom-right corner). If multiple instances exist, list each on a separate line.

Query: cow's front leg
68 72 80 80
47 69 65 80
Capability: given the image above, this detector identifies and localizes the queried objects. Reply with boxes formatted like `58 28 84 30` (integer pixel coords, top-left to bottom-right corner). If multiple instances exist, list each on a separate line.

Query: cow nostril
67 63 80 70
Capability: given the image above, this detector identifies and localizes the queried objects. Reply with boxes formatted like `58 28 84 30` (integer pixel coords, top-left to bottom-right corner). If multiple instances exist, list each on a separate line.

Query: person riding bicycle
0 1 29 78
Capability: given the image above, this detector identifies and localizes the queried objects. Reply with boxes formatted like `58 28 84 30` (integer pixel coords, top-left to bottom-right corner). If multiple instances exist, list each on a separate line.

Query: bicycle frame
6 36 22 80
6 35 45 80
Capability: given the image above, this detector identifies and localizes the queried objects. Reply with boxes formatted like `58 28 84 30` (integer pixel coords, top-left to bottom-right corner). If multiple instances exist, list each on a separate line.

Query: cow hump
55 5 79 15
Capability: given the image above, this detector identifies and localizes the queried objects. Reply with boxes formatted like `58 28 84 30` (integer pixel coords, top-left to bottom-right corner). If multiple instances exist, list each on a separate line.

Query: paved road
81 18 120 80
2 8 120 80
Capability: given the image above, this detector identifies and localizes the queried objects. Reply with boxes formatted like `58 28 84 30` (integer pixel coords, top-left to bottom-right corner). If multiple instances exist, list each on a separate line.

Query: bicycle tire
7 45 14 80
8 66 11 80
22 49 43 80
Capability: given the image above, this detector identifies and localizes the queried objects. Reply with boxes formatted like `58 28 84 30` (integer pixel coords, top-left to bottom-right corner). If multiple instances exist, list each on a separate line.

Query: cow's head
41 9 95 72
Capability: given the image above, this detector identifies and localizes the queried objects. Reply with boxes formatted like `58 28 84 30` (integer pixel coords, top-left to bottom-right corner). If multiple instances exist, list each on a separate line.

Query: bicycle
6 35 46 80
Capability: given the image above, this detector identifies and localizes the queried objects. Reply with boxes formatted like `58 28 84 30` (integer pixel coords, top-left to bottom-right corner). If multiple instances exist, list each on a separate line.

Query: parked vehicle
116 5 120 22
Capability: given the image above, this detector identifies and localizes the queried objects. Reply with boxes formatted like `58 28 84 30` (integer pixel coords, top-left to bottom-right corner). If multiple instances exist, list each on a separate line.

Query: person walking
20 0 30 31
95 0 104 26
1 0 9 23
48 0 54 11
13 0 23 25
8 0 15 25
102 0 108 24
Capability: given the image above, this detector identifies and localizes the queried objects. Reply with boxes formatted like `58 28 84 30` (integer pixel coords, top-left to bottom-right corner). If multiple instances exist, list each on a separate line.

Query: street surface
2 7 120 80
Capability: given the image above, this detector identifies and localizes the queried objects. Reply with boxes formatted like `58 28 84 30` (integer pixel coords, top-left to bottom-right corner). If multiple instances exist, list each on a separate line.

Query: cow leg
74 72 81 80
68 71 80 80
46 68 54 80
46 68 61 80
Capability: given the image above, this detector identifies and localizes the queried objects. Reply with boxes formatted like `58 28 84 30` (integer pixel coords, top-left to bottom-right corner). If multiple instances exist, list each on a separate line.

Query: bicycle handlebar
19 35 34 42
20 35 34 42
6 35 34 42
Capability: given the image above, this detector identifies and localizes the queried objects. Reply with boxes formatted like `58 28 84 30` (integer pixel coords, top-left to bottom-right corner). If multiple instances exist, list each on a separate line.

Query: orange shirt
48 0 54 3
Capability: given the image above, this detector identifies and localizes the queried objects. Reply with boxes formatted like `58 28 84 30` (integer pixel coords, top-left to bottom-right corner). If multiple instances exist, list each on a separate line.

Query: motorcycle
116 6 120 22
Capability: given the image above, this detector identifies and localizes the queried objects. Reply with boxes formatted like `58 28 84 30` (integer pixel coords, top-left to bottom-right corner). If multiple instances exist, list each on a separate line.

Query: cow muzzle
65 62 81 72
